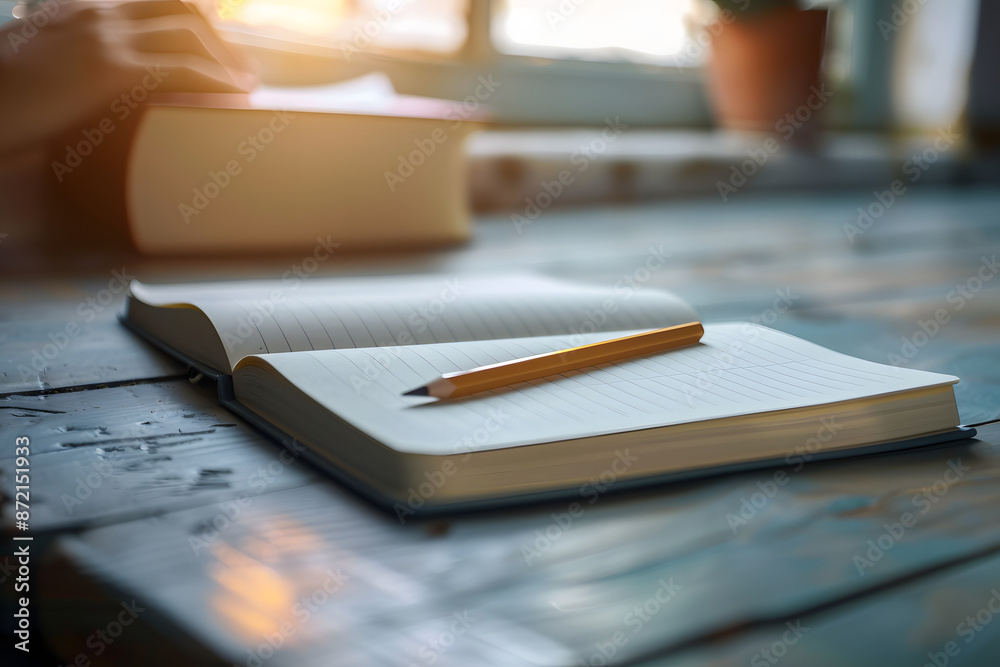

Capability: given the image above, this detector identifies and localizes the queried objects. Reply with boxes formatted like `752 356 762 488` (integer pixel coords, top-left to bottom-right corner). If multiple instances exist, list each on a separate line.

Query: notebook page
131 275 699 366
242 323 959 455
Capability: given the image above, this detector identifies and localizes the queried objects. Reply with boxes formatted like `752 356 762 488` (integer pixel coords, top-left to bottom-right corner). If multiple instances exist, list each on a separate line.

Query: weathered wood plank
645 542 1000 666
0 378 322 532
2 296 994 536
778 294 1000 426
0 300 182 394
4 188 999 666
4 188 998 396
43 424 1000 666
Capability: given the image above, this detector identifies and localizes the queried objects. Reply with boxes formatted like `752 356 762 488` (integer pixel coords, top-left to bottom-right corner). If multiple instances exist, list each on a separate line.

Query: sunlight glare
501 0 695 59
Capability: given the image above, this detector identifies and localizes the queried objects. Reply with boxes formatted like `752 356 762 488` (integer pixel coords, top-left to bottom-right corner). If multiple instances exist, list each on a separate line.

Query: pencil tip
403 387 429 397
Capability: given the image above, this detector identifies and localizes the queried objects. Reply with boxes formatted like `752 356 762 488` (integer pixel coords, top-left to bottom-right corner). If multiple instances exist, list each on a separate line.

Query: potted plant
702 0 829 139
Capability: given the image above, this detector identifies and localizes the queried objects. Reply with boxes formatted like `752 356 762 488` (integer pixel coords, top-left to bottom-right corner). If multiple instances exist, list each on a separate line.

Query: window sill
467 129 966 211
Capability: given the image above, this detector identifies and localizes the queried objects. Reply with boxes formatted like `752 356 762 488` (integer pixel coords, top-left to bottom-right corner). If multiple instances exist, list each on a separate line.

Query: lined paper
243 323 958 456
131 275 699 367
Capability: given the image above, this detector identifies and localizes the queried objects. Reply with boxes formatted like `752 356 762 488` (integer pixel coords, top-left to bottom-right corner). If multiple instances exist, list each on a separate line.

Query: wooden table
3 184 1000 666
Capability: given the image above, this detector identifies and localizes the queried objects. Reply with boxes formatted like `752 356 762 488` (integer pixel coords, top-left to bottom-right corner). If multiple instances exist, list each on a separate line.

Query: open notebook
123 274 972 514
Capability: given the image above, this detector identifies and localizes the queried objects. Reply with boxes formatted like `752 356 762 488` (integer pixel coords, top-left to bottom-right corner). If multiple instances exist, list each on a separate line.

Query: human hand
0 0 257 154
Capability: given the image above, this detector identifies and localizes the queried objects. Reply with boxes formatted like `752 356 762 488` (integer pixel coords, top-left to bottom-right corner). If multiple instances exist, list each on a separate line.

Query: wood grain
0 379 322 533
46 425 1000 666
2 187 998 665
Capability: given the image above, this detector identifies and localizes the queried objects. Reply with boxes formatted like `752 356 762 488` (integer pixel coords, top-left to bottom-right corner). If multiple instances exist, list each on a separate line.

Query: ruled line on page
246 323 954 456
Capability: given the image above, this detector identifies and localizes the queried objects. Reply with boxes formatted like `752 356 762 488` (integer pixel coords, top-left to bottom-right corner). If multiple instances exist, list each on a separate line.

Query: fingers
121 0 255 70
122 51 253 94
125 14 256 89
31 1 197 30
129 20 220 61
0 0 256 154
110 0 202 21
126 7 254 68
95 2 258 93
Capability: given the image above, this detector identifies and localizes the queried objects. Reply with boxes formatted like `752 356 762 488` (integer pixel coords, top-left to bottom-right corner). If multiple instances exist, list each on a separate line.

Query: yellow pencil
403 321 704 400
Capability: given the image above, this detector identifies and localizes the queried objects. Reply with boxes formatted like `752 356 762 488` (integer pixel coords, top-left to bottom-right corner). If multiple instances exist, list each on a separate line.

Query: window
209 0 904 130
209 0 468 54
493 0 703 66
217 0 711 125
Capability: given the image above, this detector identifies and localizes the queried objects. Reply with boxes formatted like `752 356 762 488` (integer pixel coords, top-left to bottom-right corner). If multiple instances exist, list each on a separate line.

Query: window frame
225 0 896 129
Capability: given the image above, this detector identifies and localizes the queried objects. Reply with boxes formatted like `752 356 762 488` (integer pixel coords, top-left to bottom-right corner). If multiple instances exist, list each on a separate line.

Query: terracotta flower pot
706 8 829 139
